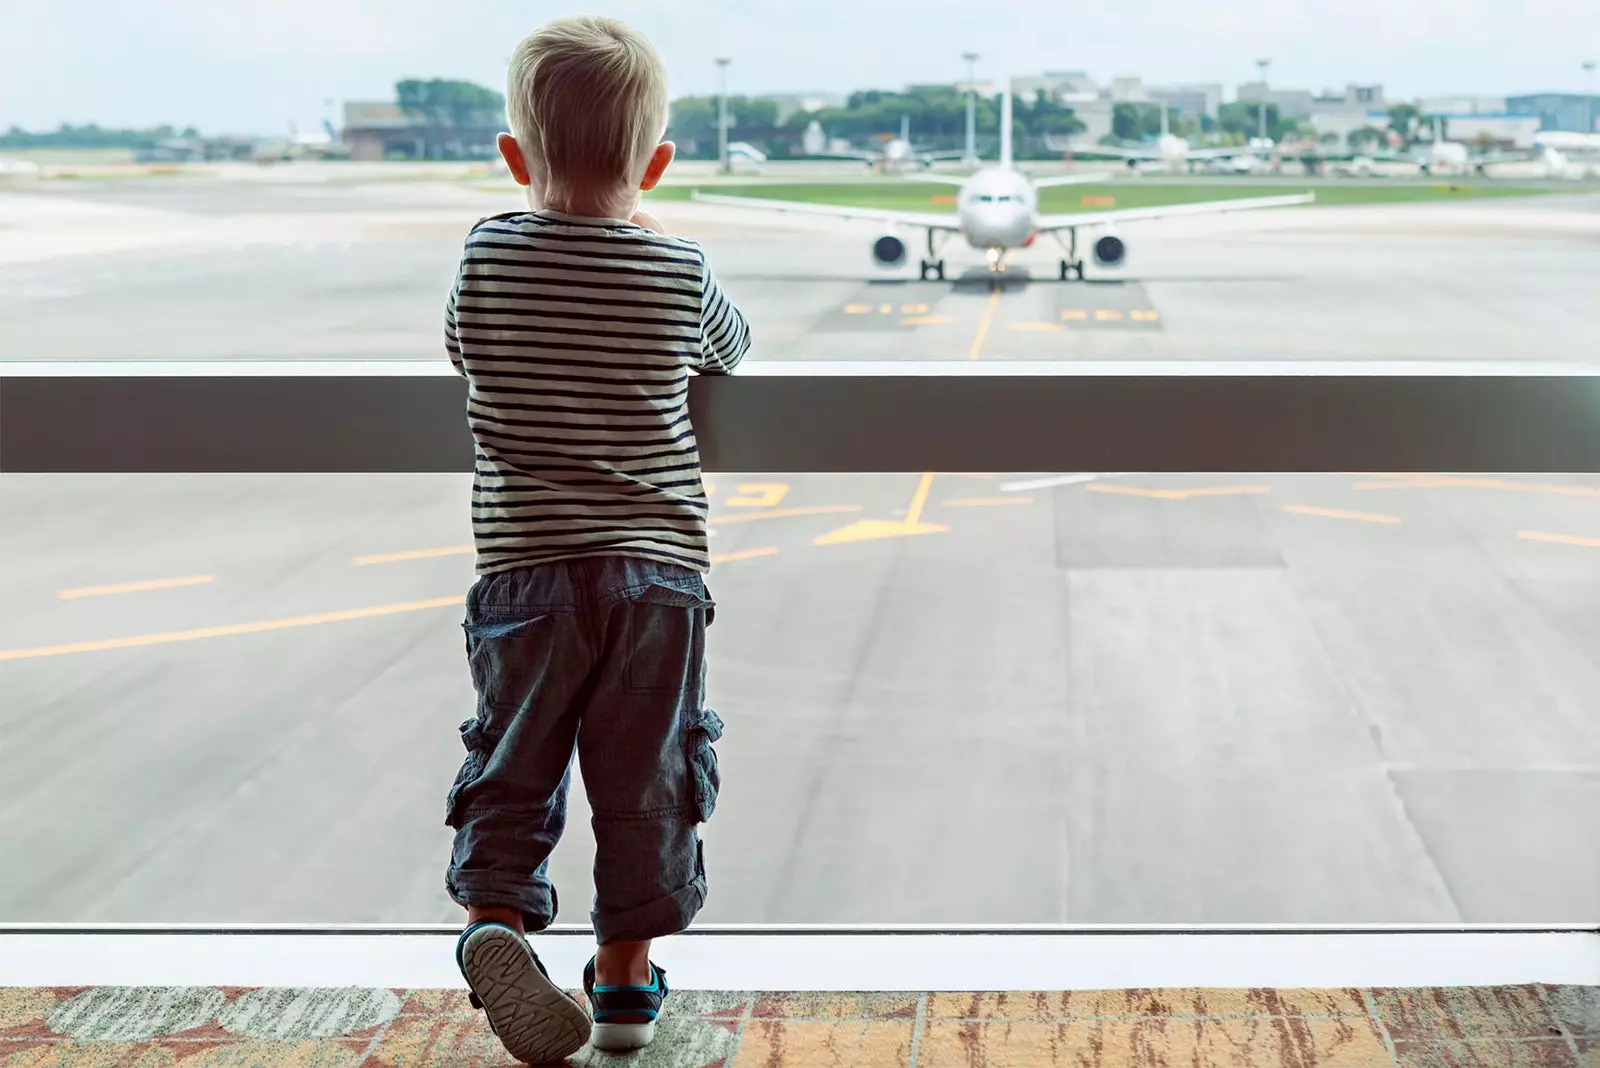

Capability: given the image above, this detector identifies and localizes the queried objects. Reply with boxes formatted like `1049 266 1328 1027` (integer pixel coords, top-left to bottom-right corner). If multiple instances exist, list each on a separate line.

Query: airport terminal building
1506 92 1600 133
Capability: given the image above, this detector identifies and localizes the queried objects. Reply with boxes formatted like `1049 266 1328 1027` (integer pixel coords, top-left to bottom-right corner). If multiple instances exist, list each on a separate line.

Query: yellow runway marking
1518 530 1600 549
1010 322 1064 332
0 595 467 662
968 289 1001 360
904 314 954 326
942 497 1034 507
844 303 872 314
58 574 215 600
1089 484 1271 501
905 471 936 524
1355 476 1600 498
1283 505 1401 525
5 545 785 663
725 482 789 508
1060 309 1088 321
814 472 948 545
354 545 471 566
711 546 780 563
711 505 862 524
1130 309 1160 322
901 303 929 314
878 303 893 314
1095 309 1122 321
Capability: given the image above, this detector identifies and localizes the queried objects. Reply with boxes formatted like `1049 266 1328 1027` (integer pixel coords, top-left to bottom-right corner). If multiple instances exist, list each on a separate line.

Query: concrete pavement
0 171 1596 925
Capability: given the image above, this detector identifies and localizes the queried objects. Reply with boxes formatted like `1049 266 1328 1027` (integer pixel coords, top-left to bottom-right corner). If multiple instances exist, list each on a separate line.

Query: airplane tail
1000 78 1013 168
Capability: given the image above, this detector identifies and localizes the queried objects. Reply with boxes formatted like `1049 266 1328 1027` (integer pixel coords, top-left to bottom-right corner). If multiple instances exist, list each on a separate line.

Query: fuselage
956 166 1038 251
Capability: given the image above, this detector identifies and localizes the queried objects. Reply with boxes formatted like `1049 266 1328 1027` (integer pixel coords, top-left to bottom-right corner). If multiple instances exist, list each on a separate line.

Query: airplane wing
1181 146 1269 161
688 191 960 231
1059 145 1159 162
899 173 970 186
1035 192 1315 232
1033 172 1118 188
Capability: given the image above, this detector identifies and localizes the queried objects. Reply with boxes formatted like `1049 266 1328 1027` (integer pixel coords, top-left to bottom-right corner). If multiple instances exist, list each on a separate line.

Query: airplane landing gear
1054 228 1085 282
919 259 946 282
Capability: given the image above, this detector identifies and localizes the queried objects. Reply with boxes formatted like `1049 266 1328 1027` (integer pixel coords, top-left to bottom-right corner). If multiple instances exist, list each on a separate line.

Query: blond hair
506 16 669 194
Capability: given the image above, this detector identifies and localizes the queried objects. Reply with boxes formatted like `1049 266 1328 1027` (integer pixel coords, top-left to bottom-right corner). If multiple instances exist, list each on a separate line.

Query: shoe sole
460 926 591 1064
591 1020 657 1051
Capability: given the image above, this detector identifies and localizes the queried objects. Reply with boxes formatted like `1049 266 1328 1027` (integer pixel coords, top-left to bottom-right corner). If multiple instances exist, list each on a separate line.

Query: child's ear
497 133 532 186
639 141 676 191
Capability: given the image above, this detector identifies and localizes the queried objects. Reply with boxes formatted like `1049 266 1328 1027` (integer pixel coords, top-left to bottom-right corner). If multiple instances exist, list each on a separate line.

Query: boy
441 16 749 1064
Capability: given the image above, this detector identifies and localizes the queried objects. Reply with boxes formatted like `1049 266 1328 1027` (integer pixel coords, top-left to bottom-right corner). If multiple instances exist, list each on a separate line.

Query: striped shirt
445 208 750 576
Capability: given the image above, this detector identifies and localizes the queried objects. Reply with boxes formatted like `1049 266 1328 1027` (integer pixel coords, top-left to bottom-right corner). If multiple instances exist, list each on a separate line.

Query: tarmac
0 166 1597 926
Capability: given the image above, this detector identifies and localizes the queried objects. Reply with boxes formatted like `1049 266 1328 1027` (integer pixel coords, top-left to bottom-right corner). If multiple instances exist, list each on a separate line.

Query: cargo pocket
444 717 499 828
625 581 713 696
685 707 723 823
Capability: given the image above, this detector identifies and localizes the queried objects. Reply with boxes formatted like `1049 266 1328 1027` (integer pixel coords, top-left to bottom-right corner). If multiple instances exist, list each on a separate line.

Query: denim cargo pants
444 556 722 944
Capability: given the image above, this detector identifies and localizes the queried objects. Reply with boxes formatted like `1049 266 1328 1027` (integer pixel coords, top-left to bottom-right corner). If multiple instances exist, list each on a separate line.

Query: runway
0 168 1597 925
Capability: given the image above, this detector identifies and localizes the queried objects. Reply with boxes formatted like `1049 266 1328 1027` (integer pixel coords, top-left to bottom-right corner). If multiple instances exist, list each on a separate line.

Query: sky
4 0 1598 136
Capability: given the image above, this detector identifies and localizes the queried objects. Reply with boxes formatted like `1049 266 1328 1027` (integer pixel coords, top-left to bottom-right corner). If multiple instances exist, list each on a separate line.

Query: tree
667 96 781 158
1219 100 1297 141
395 79 504 128
1112 102 1162 141
1387 103 1420 144
1347 125 1386 152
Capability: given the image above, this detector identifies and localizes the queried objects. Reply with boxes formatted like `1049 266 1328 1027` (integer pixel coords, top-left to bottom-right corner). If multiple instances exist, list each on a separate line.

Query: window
3 1 1598 929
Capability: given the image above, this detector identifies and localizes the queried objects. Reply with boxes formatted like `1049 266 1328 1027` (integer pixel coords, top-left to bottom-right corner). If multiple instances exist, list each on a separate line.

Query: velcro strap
591 988 663 1014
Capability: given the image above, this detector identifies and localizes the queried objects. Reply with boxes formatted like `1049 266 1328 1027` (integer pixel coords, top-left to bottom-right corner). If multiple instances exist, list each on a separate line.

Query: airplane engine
1093 233 1127 269
871 233 907 270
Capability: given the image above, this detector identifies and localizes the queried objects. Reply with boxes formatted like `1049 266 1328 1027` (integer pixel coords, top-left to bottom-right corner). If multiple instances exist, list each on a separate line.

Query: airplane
1063 104 1273 174
1489 131 1600 179
690 83 1315 282
818 114 968 172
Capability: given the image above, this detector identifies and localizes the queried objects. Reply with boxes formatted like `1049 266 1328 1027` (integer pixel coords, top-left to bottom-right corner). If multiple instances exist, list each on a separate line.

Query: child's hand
629 208 666 233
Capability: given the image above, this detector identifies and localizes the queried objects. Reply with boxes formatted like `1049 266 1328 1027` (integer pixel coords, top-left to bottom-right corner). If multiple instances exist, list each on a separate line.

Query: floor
2 984 1596 1066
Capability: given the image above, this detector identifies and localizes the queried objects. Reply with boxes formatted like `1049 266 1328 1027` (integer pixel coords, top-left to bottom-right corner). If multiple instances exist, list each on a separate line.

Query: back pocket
466 614 564 715
624 582 713 696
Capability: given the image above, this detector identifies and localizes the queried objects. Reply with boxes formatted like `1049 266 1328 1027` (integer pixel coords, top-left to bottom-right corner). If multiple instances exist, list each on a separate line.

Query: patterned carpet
1 984 1596 1066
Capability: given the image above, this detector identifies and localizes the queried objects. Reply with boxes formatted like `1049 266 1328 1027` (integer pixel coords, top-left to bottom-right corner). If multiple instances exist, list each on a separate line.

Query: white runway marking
999 473 1128 493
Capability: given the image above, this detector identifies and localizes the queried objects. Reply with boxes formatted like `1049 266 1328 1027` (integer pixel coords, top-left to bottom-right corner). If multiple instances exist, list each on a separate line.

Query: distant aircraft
727 141 768 169
1065 105 1272 174
251 120 348 162
1470 132 1600 180
692 83 1314 282
818 115 968 172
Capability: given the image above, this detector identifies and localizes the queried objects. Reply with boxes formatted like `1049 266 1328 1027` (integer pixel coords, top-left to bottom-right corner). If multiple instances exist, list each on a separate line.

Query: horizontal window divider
4 364 1599 473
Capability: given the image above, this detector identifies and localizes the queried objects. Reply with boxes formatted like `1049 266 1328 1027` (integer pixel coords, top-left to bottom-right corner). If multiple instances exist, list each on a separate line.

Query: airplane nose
969 206 1029 247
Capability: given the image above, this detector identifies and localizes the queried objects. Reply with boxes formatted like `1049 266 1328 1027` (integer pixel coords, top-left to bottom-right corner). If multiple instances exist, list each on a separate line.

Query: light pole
1255 58 1271 143
1585 60 1597 134
962 52 980 166
715 57 731 174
